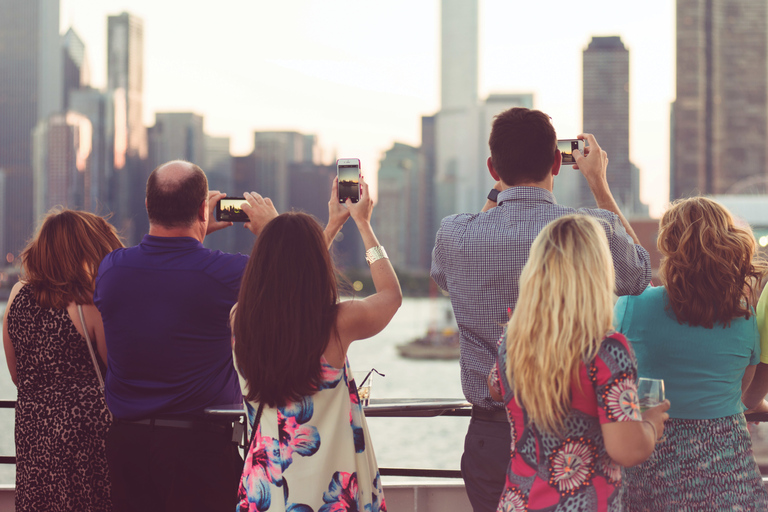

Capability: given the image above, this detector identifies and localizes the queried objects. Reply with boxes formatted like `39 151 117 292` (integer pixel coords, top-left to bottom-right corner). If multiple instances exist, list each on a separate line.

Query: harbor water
0 297 469 486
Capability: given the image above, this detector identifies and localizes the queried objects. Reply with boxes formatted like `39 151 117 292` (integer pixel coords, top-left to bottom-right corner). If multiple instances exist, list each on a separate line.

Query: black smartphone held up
557 139 585 165
216 197 249 222
337 158 361 203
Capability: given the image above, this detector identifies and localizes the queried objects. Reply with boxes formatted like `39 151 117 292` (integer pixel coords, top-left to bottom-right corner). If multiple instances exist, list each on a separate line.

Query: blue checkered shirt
430 187 651 411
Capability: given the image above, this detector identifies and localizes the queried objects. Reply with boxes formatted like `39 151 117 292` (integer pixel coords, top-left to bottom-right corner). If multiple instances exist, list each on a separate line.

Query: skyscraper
0 0 62 260
108 12 146 164
582 36 646 216
374 143 421 271
252 131 316 213
148 113 205 168
435 0 480 220
62 28 89 110
107 12 147 243
671 0 768 198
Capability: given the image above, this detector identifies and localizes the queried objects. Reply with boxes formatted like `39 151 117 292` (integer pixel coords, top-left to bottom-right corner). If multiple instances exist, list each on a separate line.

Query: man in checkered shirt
431 107 651 512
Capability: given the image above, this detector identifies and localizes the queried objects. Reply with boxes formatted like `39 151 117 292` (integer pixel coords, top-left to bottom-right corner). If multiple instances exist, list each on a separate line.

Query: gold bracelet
365 245 388 266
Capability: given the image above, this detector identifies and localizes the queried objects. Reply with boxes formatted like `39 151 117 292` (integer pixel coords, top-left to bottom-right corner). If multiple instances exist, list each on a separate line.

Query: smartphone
216 197 249 222
337 158 361 203
557 139 585 165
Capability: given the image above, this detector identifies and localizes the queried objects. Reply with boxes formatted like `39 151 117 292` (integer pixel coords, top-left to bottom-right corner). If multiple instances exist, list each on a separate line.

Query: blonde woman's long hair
505 215 615 436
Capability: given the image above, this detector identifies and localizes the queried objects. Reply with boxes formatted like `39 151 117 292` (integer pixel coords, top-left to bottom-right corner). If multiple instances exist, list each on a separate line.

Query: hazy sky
59 0 676 217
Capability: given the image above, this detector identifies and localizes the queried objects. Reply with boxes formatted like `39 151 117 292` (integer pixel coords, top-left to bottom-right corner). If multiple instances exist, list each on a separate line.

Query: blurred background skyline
58 0 676 215
4 0 768 287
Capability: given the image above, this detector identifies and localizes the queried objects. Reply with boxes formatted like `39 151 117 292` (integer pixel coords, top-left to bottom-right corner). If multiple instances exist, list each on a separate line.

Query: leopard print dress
7 284 112 511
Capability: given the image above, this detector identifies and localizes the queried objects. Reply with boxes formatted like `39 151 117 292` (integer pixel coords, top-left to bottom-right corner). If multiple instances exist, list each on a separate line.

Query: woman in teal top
614 197 768 511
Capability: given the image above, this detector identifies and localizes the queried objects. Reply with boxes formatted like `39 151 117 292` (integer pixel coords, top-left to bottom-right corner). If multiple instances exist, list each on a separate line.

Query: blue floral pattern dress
236 357 386 512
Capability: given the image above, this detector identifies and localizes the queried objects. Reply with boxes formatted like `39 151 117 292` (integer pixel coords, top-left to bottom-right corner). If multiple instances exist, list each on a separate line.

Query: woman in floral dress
488 215 669 511
232 176 400 512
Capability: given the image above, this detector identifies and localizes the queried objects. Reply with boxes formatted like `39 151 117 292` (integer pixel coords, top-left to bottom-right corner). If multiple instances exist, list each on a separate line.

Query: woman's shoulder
593 331 636 372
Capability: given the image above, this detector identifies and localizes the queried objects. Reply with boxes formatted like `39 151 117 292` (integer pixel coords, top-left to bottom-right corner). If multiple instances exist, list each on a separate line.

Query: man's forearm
589 179 641 246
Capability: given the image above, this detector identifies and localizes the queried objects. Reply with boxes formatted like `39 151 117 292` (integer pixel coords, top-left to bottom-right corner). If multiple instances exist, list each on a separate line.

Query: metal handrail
0 399 471 477
3 398 768 479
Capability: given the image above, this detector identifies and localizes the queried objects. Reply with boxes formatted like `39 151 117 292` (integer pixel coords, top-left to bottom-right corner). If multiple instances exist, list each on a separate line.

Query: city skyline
59 0 676 216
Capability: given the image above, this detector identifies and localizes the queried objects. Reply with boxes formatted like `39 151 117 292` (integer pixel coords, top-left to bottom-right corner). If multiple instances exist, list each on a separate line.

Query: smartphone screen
557 139 584 165
216 197 249 222
337 159 360 203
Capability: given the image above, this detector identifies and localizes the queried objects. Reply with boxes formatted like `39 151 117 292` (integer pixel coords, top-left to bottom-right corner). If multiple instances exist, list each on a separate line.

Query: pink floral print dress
236 357 386 512
490 332 641 512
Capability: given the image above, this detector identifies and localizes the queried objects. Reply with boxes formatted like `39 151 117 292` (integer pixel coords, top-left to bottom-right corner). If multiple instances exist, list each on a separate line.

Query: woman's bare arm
3 282 24 386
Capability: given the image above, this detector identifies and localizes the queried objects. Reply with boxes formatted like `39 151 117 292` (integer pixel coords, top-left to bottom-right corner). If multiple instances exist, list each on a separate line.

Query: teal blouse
614 286 759 420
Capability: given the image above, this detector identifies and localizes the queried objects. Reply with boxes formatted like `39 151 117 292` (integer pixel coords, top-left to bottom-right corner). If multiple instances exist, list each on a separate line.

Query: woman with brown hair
233 176 401 511
615 196 768 510
2 209 123 511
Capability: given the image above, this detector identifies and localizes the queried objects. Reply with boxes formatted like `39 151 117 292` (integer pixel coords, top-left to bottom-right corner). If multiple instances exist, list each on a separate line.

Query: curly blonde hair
658 197 766 328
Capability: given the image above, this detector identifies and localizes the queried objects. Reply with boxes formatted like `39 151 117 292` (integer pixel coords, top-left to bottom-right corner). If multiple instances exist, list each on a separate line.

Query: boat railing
0 398 471 479
4 398 768 475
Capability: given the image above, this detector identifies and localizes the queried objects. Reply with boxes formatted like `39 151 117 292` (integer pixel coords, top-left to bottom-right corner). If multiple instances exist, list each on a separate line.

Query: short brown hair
658 197 767 328
21 209 124 309
146 161 208 228
488 107 557 185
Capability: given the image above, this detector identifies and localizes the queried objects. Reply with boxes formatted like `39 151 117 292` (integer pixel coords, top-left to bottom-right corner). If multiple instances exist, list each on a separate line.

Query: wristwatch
487 189 500 202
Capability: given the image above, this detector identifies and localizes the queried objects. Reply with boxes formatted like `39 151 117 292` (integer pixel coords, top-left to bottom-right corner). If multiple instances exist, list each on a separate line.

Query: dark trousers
106 420 243 512
461 417 512 512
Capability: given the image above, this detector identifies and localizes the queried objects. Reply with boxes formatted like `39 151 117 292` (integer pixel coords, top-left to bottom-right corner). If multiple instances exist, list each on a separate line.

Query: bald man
94 161 274 512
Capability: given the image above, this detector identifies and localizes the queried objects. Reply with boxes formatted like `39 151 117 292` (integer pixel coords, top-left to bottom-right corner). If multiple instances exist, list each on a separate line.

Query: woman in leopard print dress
2 209 123 511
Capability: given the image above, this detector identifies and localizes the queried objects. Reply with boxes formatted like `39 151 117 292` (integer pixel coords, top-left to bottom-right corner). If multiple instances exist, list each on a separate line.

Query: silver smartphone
337 158 361 203
557 139 585 165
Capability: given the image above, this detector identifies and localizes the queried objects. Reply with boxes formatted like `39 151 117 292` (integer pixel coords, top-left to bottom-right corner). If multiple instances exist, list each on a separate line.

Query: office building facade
672 0 768 198
0 0 62 260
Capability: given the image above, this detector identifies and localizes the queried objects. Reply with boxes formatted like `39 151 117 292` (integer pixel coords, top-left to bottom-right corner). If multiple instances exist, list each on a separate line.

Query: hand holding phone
337 158 361 203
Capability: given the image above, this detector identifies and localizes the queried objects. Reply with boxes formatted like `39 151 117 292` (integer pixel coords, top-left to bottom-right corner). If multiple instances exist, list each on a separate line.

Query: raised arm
325 176 351 249
573 133 641 246
335 176 402 349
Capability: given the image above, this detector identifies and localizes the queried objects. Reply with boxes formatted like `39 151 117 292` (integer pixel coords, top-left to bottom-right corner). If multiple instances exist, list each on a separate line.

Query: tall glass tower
0 0 62 260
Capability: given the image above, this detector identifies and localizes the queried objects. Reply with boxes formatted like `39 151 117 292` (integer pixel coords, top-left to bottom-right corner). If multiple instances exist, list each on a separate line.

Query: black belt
116 417 230 434
471 406 508 422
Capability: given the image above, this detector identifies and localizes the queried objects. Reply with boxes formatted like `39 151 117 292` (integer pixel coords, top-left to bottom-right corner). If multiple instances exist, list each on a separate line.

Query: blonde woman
615 197 768 510
488 215 669 511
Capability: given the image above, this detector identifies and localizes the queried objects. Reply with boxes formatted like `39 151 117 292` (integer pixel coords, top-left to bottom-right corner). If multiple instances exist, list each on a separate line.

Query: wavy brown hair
233 212 339 408
658 197 766 328
20 209 124 310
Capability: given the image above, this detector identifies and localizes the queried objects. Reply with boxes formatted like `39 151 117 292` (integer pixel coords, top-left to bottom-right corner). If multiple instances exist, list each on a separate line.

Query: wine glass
637 378 665 413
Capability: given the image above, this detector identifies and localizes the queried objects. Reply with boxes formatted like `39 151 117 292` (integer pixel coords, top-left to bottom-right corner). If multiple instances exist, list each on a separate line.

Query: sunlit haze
60 0 675 217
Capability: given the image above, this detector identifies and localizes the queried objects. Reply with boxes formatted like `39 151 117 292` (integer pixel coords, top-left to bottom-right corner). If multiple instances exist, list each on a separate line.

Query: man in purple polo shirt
94 160 272 512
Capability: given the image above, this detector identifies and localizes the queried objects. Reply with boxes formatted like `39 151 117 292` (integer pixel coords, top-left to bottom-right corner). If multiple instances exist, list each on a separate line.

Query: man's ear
551 149 562 177
487 157 501 181
199 198 208 222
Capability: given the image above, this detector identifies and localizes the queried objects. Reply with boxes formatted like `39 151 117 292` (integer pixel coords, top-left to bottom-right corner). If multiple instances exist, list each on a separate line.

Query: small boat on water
397 297 460 360
397 327 460 360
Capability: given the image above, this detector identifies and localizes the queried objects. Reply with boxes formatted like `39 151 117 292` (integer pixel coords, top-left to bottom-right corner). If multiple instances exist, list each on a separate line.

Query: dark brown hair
146 161 208 228
658 196 767 328
233 212 339 407
488 107 557 185
21 209 124 309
